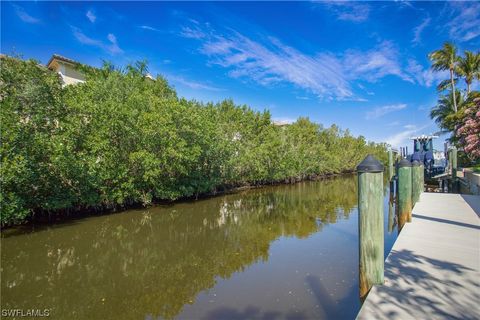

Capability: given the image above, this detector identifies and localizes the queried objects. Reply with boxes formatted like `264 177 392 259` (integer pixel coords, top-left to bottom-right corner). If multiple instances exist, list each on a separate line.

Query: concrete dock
357 193 480 320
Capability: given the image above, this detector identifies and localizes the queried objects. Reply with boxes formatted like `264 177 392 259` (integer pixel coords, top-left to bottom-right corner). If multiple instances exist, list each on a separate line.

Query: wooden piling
448 149 453 174
397 159 412 228
357 155 384 298
411 160 422 205
388 148 394 181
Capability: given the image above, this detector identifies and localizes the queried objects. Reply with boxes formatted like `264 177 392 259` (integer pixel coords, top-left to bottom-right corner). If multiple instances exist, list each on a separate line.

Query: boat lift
408 135 445 179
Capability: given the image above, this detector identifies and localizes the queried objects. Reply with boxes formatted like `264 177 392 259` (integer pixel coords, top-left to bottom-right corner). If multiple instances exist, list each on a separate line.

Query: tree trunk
467 81 471 95
450 68 457 112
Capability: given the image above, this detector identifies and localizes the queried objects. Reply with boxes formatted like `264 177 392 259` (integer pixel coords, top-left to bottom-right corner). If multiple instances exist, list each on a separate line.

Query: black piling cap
411 160 421 166
356 154 384 173
398 158 412 168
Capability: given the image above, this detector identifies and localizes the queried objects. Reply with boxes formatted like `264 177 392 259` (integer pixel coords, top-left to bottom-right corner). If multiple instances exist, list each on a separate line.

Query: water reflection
1 175 395 319
388 192 397 234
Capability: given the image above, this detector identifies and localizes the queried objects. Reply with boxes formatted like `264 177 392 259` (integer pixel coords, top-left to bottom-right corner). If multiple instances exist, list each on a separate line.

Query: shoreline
1 171 355 231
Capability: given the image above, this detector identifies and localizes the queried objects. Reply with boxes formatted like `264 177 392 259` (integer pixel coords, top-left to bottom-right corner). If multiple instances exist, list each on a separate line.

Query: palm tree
436 78 458 92
429 42 459 112
430 90 463 132
456 51 480 94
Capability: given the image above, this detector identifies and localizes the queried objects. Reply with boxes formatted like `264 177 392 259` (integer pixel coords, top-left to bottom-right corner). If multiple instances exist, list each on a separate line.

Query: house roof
47 54 79 69
45 54 156 82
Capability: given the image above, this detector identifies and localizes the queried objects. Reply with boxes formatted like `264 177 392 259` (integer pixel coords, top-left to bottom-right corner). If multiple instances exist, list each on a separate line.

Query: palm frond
436 78 458 92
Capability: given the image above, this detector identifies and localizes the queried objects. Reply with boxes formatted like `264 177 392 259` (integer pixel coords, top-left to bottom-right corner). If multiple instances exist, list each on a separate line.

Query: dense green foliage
0 56 387 225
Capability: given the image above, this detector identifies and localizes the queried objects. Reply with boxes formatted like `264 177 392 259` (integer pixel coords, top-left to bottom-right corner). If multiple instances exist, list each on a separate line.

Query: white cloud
72 27 123 55
412 17 431 45
446 2 480 42
317 1 371 22
385 124 430 148
406 59 449 87
351 97 369 102
106 33 122 55
358 83 375 96
404 124 416 130
180 26 206 39
107 34 116 43
139 25 159 32
166 74 222 91
395 1 415 10
12 4 40 24
181 23 419 100
86 10 96 23
343 41 412 83
199 30 353 99
365 104 407 120
72 28 102 46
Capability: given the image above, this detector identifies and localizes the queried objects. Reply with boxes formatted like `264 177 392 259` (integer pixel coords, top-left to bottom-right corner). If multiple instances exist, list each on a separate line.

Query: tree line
428 43 479 161
0 56 387 226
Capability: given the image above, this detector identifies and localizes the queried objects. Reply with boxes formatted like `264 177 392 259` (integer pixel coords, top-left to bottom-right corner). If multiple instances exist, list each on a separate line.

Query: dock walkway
357 192 480 320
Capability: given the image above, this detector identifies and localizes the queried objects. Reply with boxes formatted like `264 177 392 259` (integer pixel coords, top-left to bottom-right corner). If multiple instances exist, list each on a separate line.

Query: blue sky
2 1 480 150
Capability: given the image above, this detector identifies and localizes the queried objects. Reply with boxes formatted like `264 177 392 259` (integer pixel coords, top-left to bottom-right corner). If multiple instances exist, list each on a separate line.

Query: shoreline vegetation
0 56 387 227
4 172 353 230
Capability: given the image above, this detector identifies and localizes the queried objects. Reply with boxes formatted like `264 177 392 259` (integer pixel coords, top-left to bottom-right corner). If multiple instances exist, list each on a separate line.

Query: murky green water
1 175 398 319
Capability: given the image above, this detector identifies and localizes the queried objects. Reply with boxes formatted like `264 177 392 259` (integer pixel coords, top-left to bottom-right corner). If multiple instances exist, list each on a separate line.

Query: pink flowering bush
456 98 480 159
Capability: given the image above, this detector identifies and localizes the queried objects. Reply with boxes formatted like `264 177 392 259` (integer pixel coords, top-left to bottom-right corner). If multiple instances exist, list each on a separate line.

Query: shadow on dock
460 194 480 217
412 213 480 230
370 249 479 320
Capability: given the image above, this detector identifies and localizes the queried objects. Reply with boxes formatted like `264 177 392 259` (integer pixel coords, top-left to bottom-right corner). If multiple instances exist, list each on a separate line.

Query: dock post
388 148 395 195
394 157 399 195
397 159 412 228
448 148 453 174
388 148 394 181
356 155 384 298
451 146 458 192
411 160 422 204
451 146 457 179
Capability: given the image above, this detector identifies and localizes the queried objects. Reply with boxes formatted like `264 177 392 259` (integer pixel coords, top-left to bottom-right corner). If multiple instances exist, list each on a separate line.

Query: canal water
1 175 398 320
